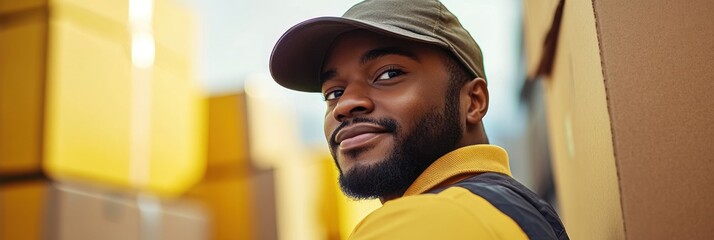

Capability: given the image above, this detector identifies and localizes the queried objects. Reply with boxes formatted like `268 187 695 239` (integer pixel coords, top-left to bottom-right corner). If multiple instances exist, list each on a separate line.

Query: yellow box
0 0 46 14
185 93 256 239
0 3 47 176
44 0 205 196
0 181 48 240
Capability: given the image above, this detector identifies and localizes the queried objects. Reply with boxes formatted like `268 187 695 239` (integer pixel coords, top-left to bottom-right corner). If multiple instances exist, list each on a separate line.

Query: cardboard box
1 0 206 196
1 1 209 238
0 181 48 240
0 0 47 180
0 181 210 240
184 93 262 240
48 182 208 240
524 0 714 239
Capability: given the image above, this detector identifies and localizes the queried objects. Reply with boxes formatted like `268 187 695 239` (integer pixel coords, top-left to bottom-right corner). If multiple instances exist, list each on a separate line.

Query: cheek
375 86 442 129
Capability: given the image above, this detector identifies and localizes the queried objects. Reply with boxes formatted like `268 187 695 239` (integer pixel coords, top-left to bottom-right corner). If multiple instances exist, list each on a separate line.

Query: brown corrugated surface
593 0 714 239
528 0 626 238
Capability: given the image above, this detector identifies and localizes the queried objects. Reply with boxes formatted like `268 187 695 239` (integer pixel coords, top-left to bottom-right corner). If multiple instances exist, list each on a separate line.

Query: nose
332 86 374 122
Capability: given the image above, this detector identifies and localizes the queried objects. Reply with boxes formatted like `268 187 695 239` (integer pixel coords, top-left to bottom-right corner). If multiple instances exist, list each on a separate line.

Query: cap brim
269 16 444 92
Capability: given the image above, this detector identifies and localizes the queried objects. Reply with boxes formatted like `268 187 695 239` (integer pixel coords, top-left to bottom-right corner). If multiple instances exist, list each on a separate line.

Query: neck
460 123 489 146
379 193 402 204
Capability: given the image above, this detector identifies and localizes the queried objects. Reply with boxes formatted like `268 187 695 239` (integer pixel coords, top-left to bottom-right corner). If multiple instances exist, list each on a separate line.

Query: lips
334 123 389 150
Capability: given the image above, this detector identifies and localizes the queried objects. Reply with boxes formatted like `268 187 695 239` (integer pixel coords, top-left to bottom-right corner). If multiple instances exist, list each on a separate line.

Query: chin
338 153 384 174
337 144 392 173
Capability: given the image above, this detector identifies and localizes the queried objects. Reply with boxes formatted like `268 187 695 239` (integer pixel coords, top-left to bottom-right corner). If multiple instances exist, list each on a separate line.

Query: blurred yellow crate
0 182 48 240
0 0 46 14
0 2 47 176
185 93 256 239
50 0 128 26
43 0 205 197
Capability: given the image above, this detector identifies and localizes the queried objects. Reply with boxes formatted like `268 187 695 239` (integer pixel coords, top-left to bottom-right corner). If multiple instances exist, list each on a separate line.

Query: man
270 0 569 239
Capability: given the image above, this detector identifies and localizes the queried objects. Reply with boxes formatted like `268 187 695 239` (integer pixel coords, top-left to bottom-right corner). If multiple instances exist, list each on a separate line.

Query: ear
463 78 489 125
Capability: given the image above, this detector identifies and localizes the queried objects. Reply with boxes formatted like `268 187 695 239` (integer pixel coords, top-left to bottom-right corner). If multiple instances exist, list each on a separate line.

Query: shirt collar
402 144 512 197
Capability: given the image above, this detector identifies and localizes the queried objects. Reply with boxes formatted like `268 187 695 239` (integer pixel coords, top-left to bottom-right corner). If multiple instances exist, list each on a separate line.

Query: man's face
321 30 464 200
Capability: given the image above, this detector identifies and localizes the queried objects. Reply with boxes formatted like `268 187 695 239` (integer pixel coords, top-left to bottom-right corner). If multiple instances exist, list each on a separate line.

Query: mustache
329 117 398 146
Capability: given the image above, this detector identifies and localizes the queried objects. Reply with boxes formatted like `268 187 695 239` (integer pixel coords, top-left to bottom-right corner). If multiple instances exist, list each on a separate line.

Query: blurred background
0 0 556 239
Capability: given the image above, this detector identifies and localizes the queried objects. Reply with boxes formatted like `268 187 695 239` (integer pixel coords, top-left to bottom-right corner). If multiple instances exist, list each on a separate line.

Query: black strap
430 173 569 240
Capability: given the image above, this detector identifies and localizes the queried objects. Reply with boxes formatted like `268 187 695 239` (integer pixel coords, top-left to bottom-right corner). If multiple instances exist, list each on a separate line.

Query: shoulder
453 173 567 239
348 187 527 240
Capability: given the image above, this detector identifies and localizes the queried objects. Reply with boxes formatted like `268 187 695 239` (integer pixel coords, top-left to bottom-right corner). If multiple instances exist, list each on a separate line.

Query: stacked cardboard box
524 0 714 239
1 0 209 238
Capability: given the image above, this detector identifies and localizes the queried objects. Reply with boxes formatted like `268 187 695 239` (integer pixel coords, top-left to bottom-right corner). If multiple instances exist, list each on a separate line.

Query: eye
376 68 405 81
324 89 344 101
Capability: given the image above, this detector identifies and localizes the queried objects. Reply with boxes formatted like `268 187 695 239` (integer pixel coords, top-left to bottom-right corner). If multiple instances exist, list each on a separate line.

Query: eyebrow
360 47 420 65
319 47 420 85
319 70 336 85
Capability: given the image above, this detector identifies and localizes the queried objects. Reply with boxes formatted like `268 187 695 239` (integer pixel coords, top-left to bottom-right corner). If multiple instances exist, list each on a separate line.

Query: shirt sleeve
348 187 528 240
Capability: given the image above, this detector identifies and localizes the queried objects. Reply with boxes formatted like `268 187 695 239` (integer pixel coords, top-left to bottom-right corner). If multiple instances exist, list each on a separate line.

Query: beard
329 88 463 200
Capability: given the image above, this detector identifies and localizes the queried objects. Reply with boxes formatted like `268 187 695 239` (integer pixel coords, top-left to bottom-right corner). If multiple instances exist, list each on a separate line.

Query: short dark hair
442 51 474 95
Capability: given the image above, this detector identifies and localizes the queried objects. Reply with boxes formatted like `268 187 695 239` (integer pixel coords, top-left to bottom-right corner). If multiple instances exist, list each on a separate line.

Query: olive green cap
269 0 485 92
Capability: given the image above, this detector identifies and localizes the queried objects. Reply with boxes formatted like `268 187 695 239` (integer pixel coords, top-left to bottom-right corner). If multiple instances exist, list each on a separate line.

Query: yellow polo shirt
348 145 528 239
